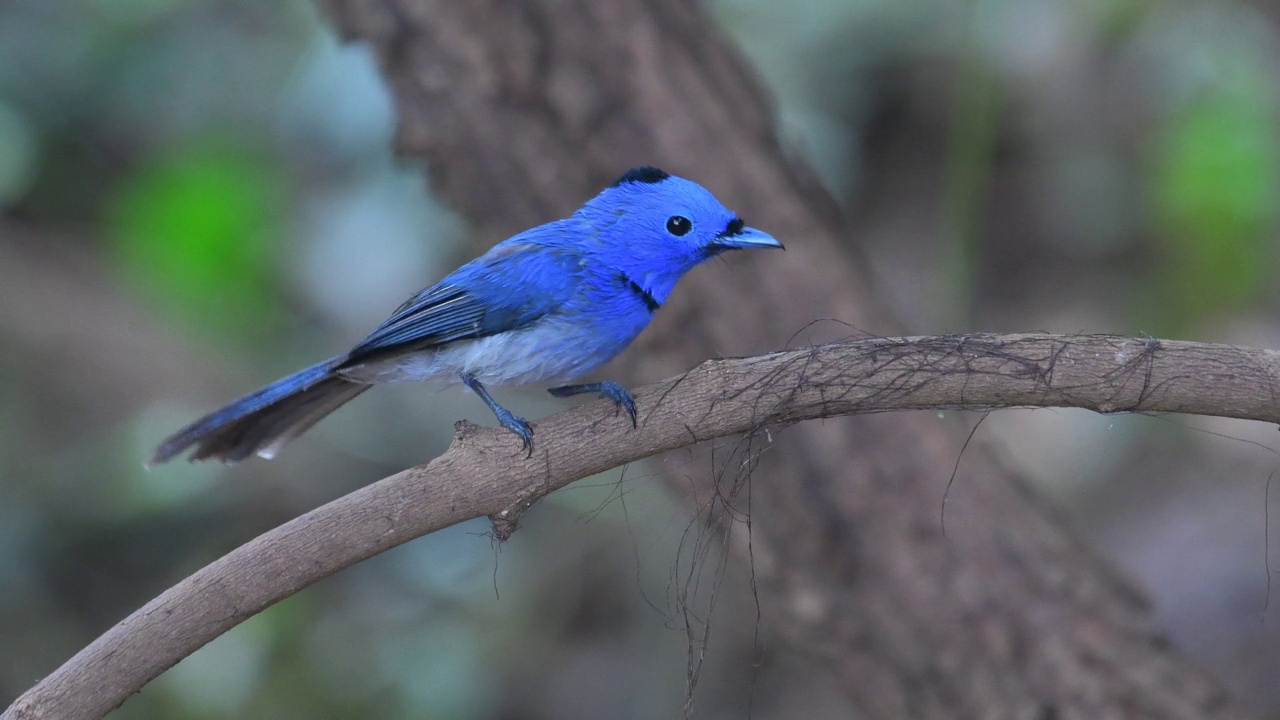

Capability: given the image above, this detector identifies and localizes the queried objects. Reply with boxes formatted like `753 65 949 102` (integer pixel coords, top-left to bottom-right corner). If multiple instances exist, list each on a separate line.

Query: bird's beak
709 226 785 251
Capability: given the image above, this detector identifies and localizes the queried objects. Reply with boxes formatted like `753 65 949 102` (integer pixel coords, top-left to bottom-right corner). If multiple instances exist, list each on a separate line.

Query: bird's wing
342 240 582 363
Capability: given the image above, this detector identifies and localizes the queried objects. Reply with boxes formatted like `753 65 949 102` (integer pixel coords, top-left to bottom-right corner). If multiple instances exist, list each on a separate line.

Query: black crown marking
611 166 670 187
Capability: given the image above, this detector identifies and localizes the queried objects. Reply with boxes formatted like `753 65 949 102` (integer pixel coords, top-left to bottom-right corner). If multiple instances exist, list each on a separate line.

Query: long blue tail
151 357 369 465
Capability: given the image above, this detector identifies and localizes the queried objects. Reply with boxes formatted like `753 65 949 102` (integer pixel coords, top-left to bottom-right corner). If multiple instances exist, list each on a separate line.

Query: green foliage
1150 78 1280 329
108 140 286 339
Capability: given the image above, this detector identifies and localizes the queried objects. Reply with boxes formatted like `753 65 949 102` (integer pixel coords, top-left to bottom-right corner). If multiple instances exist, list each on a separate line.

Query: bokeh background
3 0 1280 717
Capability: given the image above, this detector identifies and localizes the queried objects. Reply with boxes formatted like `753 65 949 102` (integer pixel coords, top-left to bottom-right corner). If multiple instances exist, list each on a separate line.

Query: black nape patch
611 166 670 187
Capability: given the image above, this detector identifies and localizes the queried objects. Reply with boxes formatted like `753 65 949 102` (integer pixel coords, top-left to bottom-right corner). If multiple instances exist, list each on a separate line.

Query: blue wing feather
344 235 584 363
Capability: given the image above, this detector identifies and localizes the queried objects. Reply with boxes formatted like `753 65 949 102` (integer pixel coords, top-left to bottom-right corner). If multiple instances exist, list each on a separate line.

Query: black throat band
621 273 661 313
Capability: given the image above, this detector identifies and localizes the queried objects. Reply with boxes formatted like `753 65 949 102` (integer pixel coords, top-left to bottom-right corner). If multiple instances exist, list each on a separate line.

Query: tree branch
6 333 1277 720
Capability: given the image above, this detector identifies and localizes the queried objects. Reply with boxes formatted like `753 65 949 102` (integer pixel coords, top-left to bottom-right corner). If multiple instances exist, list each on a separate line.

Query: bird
151 166 783 465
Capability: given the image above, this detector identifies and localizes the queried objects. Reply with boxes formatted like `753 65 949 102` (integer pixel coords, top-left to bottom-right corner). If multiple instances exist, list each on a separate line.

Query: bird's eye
666 216 692 236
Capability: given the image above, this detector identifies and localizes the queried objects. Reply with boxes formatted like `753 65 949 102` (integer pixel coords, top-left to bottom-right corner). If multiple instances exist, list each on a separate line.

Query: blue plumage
152 167 782 464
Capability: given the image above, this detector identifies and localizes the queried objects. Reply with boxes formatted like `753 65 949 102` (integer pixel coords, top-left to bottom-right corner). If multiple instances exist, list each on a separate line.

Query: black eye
666 216 692 236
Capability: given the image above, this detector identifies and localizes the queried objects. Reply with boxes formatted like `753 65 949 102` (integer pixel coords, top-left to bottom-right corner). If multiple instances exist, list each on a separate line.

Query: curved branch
6 333 1278 720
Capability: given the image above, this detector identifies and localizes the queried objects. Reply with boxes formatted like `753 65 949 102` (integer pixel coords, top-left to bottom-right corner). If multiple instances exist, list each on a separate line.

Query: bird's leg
547 381 637 427
462 373 533 456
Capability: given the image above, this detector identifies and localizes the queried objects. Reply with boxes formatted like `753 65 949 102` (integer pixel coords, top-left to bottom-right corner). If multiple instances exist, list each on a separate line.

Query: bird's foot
548 381 637 427
492 406 534 457
463 372 534 457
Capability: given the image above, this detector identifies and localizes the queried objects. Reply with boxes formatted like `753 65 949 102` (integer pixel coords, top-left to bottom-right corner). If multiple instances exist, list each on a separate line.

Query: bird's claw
549 381 636 428
596 382 637 428
463 372 533 457
493 407 534 457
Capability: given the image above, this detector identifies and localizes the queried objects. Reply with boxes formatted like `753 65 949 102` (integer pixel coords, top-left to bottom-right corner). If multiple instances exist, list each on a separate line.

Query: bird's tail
150 357 370 465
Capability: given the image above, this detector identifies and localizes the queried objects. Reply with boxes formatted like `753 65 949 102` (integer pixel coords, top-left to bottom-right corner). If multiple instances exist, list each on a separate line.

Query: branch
6 333 1277 720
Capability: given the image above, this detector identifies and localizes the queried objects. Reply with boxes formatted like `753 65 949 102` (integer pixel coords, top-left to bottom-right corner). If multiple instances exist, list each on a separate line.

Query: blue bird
151 167 782 464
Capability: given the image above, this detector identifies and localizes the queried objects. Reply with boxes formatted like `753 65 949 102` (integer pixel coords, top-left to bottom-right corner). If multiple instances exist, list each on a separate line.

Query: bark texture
318 1 1251 718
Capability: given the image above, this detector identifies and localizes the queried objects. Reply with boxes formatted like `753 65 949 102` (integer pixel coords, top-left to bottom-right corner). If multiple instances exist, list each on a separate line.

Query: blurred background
2 0 1280 717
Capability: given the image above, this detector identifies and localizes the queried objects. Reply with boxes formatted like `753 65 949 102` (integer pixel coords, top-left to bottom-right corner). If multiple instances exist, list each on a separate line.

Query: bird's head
576 166 783 304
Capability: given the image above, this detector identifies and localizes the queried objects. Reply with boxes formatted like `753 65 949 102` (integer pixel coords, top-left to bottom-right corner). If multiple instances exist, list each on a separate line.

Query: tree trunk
319 1 1248 717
